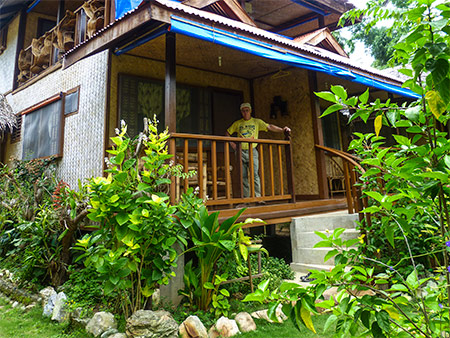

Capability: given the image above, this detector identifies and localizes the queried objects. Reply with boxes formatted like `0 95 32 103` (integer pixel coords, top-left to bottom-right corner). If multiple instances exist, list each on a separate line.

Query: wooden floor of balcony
215 197 348 226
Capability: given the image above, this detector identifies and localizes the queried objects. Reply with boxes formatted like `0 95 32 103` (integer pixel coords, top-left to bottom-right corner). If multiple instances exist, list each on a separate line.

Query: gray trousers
242 148 261 197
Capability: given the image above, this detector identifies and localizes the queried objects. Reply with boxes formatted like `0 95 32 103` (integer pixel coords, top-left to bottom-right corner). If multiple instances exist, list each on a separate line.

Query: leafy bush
219 254 294 296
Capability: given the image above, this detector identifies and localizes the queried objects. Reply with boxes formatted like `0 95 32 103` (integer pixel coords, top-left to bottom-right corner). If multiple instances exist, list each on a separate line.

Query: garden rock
109 334 127 338
43 292 57 317
251 305 287 323
179 315 208 338
70 307 90 328
126 310 178 338
100 328 119 338
39 286 56 306
235 312 256 332
86 311 117 337
208 316 240 338
51 292 68 322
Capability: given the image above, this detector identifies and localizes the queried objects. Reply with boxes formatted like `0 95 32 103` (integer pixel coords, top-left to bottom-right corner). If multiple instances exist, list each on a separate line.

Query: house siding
254 68 318 196
109 53 251 137
0 16 19 94
4 50 109 188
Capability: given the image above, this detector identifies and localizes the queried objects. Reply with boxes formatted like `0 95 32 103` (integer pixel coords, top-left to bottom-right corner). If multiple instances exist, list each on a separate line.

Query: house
0 0 418 225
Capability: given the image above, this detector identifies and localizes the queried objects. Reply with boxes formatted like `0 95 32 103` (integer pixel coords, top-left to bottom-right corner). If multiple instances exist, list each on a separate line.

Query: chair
326 156 346 198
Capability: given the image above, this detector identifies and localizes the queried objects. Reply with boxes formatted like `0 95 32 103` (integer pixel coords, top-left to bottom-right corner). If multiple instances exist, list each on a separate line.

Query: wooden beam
220 0 256 27
308 70 329 199
63 5 153 69
165 32 176 132
181 0 220 8
297 0 353 15
270 12 320 33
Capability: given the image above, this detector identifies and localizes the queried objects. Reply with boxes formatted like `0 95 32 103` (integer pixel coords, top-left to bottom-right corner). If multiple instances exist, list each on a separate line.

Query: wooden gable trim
181 0 220 8
295 28 348 57
217 0 256 27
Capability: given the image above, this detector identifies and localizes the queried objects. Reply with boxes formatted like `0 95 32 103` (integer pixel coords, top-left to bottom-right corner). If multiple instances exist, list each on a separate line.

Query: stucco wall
253 68 318 196
0 16 19 94
4 50 109 188
109 53 251 137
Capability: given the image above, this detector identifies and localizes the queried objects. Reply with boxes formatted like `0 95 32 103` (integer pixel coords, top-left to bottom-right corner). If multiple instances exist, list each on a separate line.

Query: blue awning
169 16 420 99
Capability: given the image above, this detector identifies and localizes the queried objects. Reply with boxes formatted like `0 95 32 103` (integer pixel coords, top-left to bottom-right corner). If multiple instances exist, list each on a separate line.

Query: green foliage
245 1 450 336
74 118 185 317
219 254 294 296
175 189 265 316
0 158 88 288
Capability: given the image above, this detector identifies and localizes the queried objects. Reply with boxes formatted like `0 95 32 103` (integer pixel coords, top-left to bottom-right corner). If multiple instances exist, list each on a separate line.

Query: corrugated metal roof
64 0 405 85
153 0 405 84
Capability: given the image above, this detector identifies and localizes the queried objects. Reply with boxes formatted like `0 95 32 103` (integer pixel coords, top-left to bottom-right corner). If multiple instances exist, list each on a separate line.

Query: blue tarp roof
169 16 420 99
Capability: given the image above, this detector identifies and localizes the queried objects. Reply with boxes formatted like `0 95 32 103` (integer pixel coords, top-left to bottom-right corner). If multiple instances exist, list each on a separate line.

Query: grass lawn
0 298 85 338
240 313 333 338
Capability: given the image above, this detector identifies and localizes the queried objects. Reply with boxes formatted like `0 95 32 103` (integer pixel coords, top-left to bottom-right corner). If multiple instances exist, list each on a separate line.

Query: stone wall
4 50 109 188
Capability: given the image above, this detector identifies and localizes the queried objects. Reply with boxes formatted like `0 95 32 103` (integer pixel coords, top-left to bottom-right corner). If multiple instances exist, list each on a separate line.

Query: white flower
120 119 126 128
115 128 120 135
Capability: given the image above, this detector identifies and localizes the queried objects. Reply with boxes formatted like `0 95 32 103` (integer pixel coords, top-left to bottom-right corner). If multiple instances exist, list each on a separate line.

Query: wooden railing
169 133 295 207
316 144 371 225
17 0 107 85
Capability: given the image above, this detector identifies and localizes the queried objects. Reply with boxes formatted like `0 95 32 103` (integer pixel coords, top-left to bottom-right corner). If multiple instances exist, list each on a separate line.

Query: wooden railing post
236 142 243 199
169 137 176 205
249 143 255 197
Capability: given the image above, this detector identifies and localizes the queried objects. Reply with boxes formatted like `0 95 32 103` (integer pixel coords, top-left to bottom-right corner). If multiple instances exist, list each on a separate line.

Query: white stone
209 317 240 338
179 315 208 338
235 312 256 332
51 292 68 322
86 312 117 337
39 286 56 306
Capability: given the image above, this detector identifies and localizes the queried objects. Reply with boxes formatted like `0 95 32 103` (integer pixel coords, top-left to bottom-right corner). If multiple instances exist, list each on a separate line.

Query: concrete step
291 229 359 249
290 263 335 274
291 211 359 232
292 247 336 265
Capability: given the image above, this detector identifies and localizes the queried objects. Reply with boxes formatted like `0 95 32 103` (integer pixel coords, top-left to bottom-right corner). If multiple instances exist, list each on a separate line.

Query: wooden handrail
169 133 295 207
315 144 370 226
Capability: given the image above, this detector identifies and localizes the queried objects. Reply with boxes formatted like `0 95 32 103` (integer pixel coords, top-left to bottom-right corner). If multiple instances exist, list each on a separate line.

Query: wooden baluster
343 161 353 213
269 145 275 196
198 140 204 199
259 144 265 197
350 166 359 213
212 140 218 200
169 138 176 205
183 139 188 192
236 142 243 198
249 143 255 197
278 145 284 196
225 142 231 200
284 138 295 203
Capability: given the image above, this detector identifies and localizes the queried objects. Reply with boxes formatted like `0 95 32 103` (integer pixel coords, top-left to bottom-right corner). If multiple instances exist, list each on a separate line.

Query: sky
342 0 375 67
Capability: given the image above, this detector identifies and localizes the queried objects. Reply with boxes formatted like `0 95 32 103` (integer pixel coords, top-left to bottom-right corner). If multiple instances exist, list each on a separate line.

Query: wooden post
165 32 176 132
236 142 243 198
308 70 329 199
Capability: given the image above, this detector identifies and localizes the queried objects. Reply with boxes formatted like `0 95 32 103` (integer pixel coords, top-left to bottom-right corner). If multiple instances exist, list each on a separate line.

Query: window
321 112 342 150
10 115 22 143
118 74 212 138
0 26 7 55
37 18 56 38
64 87 80 116
21 94 64 160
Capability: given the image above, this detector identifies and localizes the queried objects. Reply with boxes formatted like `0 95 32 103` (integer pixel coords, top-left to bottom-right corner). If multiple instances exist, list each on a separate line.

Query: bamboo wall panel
109 52 251 140
254 67 318 196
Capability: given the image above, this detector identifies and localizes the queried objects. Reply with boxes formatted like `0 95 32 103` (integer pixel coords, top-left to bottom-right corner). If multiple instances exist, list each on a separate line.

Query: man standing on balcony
226 102 291 200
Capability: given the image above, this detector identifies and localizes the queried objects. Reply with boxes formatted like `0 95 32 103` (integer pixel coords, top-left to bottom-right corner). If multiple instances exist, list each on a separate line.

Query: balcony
17 0 106 85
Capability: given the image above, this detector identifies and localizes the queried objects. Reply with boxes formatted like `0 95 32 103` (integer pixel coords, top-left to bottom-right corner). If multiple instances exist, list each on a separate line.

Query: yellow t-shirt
227 117 269 149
